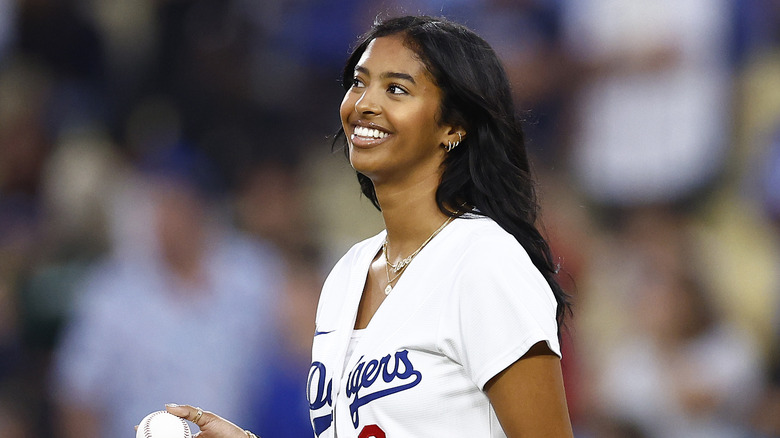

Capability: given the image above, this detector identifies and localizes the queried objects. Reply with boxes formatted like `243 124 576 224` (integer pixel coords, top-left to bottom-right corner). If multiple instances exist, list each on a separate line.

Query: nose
354 87 380 115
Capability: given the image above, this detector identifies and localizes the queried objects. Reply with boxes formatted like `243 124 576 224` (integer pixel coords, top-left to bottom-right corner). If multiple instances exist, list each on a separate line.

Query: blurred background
0 0 778 437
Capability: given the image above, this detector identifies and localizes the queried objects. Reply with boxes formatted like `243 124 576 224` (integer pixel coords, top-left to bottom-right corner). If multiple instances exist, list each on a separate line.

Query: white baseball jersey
308 215 561 437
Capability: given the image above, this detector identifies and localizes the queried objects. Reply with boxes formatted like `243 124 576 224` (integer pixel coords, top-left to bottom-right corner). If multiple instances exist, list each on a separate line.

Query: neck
375 174 450 259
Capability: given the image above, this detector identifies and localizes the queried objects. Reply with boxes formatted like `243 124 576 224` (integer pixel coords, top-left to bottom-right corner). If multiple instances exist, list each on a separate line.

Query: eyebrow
355 65 416 84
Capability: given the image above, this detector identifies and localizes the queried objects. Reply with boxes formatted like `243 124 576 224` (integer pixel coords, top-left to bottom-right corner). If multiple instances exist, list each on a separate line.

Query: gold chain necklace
383 260 407 295
382 215 454 295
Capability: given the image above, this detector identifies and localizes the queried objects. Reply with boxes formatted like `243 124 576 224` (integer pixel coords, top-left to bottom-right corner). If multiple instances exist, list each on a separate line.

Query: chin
349 147 381 175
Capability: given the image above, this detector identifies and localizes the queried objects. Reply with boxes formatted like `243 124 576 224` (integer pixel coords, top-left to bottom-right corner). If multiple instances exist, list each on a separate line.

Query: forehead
356 35 431 80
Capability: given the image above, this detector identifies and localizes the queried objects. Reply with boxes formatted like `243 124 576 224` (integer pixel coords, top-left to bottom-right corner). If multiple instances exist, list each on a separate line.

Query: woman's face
340 34 455 186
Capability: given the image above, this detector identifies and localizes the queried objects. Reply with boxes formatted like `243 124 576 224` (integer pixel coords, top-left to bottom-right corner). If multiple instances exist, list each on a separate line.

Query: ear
441 127 466 152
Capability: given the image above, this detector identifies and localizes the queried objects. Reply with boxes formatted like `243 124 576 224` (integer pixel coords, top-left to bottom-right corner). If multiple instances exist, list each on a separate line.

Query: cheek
339 92 355 127
339 94 356 155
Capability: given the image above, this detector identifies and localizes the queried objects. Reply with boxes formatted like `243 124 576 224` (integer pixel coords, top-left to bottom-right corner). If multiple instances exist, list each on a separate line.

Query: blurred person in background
561 0 733 210
590 226 764 438
49 142 286 438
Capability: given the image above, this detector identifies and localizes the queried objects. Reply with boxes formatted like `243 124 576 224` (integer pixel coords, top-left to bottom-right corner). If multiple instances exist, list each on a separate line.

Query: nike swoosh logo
314 330 334 336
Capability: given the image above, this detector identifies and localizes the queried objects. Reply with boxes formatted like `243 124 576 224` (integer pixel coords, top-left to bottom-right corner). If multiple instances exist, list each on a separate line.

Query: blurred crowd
0 0 779 437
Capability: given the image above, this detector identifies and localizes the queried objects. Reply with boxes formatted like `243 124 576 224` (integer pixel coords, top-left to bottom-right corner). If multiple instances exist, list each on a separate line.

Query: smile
353 126 389 139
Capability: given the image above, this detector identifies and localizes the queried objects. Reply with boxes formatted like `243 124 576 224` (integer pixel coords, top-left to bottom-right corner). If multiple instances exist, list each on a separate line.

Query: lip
349 120 392 149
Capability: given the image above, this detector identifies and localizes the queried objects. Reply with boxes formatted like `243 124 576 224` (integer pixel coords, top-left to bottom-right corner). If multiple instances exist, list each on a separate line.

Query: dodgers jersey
308 216 561 437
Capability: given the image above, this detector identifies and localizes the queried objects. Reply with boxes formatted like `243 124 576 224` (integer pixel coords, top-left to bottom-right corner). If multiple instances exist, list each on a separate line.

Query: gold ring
193 408 203 425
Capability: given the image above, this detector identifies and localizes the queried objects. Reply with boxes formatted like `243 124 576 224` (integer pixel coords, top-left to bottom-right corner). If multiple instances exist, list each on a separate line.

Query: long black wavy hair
333 15 571 331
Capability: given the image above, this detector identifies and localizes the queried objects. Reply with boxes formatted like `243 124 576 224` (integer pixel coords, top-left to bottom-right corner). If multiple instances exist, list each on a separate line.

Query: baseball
136 410 192 438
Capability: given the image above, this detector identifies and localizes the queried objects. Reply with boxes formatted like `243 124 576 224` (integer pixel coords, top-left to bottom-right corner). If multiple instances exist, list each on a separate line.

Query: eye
387 84 408 95
351 77 365 88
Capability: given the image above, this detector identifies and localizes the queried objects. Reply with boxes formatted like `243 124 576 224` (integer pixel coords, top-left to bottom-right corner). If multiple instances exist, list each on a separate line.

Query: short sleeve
437 234 560 390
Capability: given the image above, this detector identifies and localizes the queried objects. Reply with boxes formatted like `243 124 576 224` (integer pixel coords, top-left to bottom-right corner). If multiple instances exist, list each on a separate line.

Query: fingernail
166 403 180 408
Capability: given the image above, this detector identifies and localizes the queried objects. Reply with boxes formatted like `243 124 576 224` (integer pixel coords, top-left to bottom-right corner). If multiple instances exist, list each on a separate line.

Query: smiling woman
165 15 573 438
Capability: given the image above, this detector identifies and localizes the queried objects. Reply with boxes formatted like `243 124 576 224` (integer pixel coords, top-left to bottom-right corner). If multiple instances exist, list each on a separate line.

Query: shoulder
449 215 516 244
445 216 537 272
434 217 562 382
440 216 558 321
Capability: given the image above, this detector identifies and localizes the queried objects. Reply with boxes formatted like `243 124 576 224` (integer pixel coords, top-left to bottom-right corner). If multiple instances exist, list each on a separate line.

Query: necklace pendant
384 284 393 295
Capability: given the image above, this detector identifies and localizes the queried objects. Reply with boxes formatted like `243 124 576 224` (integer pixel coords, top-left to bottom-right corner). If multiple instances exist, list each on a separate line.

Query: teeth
354 126 388 139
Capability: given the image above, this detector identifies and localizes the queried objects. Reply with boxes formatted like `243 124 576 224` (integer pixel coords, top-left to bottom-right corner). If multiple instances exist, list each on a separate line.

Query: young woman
167 15 573 437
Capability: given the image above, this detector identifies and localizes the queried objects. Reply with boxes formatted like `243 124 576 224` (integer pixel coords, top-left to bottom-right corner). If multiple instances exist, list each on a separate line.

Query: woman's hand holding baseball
165 404 255 438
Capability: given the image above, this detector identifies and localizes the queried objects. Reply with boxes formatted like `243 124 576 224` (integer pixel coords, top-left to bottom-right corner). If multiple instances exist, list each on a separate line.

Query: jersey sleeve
436 233 561 390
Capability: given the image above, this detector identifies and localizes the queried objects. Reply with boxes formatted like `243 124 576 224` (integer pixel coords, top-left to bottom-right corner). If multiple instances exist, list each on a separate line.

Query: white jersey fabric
308 216 560 437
